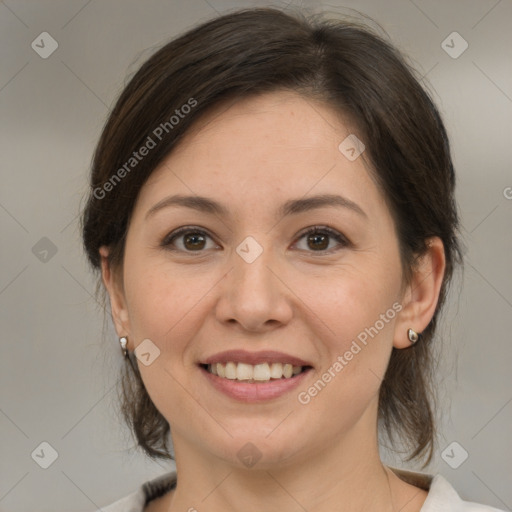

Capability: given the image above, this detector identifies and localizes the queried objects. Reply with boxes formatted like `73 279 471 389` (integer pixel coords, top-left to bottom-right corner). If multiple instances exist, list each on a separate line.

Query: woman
81 7 504 512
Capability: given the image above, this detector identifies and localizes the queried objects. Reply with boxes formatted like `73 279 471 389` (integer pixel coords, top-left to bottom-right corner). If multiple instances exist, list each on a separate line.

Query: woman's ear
99 246 131 339
393 237 446 349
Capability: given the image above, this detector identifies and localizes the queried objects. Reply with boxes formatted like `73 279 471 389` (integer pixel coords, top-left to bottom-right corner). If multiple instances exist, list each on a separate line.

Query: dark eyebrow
280 194 367 219
145 193 367 220
145 195 229 219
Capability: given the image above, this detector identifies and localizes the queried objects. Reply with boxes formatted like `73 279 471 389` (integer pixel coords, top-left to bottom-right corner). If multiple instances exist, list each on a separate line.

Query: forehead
156 90 351 170
135 91 388 224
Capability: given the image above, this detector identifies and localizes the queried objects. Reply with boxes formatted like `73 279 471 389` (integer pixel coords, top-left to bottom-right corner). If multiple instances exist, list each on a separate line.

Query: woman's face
107 91 411 468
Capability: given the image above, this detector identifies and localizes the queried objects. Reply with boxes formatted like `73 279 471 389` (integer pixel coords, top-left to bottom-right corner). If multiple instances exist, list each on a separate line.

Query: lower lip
200 365 312 403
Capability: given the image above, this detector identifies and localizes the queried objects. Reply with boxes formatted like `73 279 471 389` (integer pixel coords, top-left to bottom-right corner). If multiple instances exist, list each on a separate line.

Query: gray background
0 0 511 510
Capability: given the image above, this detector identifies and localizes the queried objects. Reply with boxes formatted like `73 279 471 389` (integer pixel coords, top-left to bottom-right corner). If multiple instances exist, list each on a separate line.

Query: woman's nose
214 237 293 333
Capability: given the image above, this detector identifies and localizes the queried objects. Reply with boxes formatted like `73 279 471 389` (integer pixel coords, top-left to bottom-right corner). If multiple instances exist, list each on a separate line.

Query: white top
97 467 506 512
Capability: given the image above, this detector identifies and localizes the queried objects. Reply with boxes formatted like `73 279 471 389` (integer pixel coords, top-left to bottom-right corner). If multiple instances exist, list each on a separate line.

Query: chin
207 431 305 471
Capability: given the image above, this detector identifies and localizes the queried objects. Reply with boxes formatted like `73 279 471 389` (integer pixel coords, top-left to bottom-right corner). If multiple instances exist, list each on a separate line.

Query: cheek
122 258 204 351
122 260 209 415
300 258 401 345
296 260 401 400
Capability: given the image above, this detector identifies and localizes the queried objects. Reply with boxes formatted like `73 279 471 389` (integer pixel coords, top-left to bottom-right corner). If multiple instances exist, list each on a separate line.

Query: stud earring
407 328 419 344
119 336 129 357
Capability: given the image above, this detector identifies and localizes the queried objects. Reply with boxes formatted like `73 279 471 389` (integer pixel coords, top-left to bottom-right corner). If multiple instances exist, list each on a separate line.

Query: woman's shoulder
424 474 506 512
391 467 506 512
97 470 177 512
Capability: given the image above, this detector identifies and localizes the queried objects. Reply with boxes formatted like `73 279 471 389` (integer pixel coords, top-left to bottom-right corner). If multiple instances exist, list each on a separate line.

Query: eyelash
161 225 351 255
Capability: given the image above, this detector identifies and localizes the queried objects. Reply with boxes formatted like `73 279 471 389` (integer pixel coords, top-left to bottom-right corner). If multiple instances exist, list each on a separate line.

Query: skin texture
100 90 446 512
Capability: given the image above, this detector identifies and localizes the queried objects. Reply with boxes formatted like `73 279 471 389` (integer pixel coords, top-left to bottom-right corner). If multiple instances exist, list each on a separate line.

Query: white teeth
236 362 253 380
283 363 293 378
225 361 237 379
253 363 270 381
206 361 305 381
270 363 283 378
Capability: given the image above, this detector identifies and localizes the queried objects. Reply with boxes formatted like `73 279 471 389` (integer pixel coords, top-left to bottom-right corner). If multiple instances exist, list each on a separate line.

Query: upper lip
201 350 313 367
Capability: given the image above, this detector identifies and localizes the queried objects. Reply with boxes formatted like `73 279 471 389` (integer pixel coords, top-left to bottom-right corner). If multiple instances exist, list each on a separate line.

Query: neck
167 411 396 512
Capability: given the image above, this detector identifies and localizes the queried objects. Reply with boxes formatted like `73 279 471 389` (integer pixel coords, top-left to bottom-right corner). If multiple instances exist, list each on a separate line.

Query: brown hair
81 7 462 466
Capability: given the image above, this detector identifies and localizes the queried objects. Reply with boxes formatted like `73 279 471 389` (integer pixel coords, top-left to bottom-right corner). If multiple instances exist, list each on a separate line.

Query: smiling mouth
199 362 313 383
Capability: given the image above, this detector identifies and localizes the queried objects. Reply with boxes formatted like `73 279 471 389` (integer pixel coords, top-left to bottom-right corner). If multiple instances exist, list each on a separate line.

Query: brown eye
182 232 207 250
162 227 217 252
306 232 329 250
294 226 350 253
